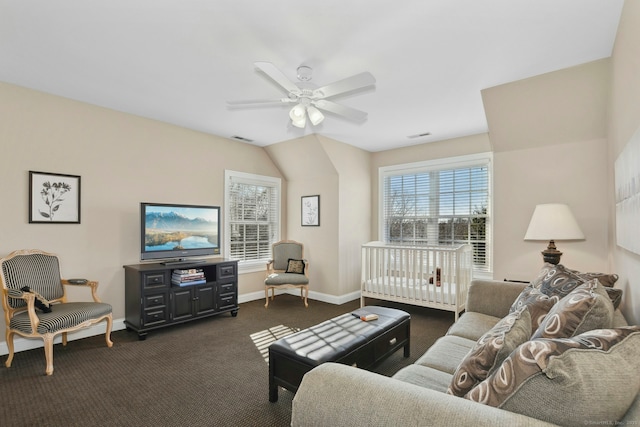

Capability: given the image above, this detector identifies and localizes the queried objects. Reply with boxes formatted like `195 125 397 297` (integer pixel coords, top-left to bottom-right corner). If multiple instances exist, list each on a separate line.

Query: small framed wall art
301 195 320 226
29 171 81 224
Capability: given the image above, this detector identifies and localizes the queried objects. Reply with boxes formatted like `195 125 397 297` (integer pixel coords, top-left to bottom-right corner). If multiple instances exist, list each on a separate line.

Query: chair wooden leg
265 287 270 308
105 314 114 347
303 286 309 308
43 335 54 376
5 330 15 368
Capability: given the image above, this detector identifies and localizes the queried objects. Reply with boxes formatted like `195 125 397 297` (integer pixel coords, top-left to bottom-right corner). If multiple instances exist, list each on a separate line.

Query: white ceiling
0 0 624 152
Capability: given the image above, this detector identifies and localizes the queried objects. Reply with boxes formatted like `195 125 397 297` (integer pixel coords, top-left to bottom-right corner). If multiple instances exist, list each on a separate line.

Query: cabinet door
171 288 194 321
195 284 216 315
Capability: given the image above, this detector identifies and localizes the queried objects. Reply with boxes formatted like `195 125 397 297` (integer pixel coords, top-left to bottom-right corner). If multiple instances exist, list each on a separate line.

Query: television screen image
141 203 221 261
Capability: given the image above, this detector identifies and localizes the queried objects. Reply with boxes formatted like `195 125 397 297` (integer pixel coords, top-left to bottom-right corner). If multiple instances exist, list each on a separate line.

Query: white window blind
380 153 492 274
224 171 281 271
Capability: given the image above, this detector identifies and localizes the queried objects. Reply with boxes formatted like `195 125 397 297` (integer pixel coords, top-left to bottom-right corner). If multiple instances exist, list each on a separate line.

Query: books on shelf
351 308 379 322
171 268 206 286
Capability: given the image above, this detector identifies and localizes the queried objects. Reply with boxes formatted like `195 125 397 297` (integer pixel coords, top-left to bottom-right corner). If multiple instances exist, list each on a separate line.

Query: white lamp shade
307 106 324 126
524 203 585 241
289 105 306 128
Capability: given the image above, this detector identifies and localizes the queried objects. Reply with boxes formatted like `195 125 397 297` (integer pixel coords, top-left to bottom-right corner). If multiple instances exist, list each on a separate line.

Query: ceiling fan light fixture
307 106 324 126
290 104 307 128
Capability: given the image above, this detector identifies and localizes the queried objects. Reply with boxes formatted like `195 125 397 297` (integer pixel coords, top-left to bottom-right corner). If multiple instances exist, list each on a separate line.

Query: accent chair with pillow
0 249 113 375
264 240 309 308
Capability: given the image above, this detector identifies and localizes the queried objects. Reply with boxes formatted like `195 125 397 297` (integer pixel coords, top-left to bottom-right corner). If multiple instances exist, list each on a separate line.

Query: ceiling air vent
407 132 432 139
231 135 254 143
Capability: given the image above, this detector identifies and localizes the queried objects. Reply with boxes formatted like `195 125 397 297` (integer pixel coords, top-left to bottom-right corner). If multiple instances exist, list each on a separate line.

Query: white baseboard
0 290 361 356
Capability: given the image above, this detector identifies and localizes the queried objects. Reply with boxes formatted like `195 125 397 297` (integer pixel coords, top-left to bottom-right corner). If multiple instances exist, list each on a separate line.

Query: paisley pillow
531 279 614 339
509 285 557 331
465 327 640 427
529 263 586 299
447 306 531 397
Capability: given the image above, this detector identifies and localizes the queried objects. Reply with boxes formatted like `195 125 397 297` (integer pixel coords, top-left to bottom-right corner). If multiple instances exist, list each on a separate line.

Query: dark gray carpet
0 295 454 427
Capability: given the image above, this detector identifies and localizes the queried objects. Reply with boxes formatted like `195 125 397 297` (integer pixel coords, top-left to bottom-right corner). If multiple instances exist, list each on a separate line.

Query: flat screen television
140 202 221 263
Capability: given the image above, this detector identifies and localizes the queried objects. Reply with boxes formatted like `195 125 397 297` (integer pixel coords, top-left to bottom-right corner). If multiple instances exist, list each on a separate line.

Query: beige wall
608 0 640 324
265 134 371 301
493 138 610 281
0 82 284 343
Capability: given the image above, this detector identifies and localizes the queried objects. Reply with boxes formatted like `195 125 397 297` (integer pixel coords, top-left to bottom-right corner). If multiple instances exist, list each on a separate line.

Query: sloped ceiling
0 0 624 152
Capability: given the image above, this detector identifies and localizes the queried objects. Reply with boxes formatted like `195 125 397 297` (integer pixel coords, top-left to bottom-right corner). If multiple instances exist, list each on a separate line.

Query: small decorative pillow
605 287 623 309
509 286 557 331
285 259 305 274
20 286 52 313
465 326 640 427
568 269 619 288
531 279 613 340
447 306 531 397
530 263 586 299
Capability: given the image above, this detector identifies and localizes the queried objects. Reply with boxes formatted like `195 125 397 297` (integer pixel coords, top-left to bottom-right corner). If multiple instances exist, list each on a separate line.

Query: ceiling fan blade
254 61 301 96
313 72 376 99
313 99 368 122
226 98 292 106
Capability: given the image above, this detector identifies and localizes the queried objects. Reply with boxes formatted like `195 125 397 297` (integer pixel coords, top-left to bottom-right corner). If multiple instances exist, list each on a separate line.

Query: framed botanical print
301 195 320 226
29 171 81 224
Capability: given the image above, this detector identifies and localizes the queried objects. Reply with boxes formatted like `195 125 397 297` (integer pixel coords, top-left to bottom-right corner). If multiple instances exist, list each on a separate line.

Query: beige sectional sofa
291 264 640 427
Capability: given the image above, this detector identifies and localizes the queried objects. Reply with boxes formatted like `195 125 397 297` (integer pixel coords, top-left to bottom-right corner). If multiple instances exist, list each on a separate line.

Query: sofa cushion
530 263 586 299
414 335 475 374
393 364 453 393
447 307 531 397
446 312 502 341
531 279 614 340
465 326 640 427
509 285 557 331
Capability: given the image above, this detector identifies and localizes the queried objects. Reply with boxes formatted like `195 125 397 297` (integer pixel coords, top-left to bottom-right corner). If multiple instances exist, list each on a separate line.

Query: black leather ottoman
268 306 410 402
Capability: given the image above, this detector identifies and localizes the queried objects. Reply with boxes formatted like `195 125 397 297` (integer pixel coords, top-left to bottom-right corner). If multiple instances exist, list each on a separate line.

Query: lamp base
541 240 562 265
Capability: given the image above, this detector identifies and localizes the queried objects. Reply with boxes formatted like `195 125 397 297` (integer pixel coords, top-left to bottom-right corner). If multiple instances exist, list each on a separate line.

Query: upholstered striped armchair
264 240 309 308
0 249 113 375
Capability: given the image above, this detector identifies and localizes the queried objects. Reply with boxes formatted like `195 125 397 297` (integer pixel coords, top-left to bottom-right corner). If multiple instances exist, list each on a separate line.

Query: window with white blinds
224 170 281 271
379 153 492 274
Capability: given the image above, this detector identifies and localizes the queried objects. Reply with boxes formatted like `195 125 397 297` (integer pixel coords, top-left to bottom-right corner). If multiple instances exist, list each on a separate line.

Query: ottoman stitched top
269 306 410 365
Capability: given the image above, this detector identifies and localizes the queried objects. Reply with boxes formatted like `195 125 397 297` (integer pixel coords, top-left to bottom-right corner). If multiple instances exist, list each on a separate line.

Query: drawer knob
389 337 397 346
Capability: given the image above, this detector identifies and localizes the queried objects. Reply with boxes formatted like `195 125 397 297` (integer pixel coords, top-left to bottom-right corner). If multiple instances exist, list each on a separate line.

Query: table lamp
524 203 584 265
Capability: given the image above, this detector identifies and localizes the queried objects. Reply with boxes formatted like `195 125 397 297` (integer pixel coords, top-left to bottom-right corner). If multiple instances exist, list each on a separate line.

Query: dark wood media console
123 259 239 339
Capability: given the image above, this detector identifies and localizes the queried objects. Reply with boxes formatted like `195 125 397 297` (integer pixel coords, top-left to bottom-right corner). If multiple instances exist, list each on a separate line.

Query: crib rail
360 242 473 321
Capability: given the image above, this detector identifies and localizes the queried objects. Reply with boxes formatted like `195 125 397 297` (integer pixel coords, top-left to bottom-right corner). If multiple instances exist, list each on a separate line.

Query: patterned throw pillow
20 286 52 313
465 327 640 427
509 286 557 331
285 259 305 274
530 263 586 299
531 279 614 340
605 287 623 309
447 307 531 397
569 269 619 288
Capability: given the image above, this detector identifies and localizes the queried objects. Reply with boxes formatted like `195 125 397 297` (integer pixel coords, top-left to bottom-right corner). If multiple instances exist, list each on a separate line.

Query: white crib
361 241 473 321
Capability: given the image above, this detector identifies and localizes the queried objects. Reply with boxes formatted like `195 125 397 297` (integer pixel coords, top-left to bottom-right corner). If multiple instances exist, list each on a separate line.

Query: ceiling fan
227 62 376 128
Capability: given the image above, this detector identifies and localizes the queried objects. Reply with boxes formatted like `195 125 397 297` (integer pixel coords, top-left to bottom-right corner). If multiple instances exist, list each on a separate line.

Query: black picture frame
29 171 81 224
301 195 320 226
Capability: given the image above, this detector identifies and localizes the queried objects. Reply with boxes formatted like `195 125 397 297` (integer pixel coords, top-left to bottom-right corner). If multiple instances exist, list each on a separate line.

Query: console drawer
219 282 237 295
218 263 236 280
143 307 168 326
218 294 236 309
143 273 167 288
144 293 166 309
